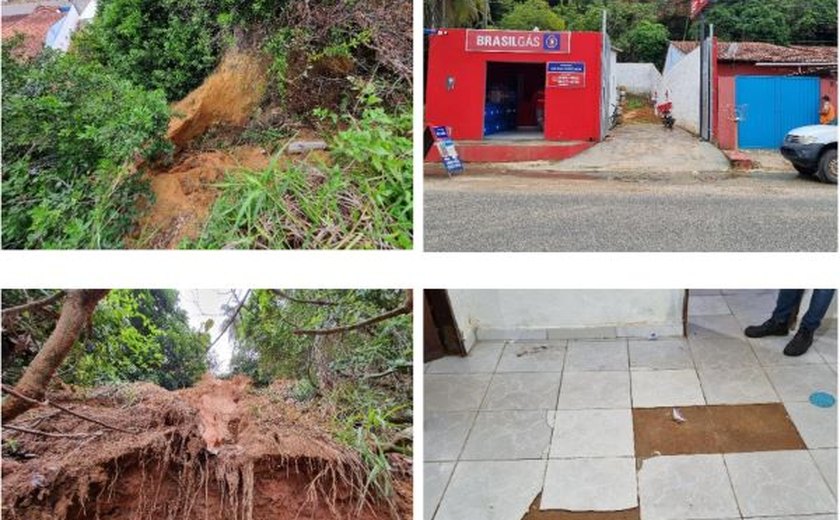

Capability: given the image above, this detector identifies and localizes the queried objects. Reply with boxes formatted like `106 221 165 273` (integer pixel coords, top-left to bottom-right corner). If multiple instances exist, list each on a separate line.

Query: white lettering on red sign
474 34 541 49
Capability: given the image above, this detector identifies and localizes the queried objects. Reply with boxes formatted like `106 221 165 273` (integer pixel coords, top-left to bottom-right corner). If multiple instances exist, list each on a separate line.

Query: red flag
691 0 710 18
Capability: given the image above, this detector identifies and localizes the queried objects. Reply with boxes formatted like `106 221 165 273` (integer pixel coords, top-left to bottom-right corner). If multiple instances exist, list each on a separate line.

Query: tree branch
271 289 339 306
3 424 102 439
1 384 136 434
207 289 252 351
2 291 66 319
293 291 412 336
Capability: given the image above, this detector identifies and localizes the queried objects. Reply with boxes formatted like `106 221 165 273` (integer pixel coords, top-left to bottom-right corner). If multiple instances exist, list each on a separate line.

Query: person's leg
770 289 805 324
745 290 803 338
784 289 836 356
800 289 836 331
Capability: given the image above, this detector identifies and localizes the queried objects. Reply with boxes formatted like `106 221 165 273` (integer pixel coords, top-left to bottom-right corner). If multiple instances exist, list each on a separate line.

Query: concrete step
723 149 755 170
426 140 595 163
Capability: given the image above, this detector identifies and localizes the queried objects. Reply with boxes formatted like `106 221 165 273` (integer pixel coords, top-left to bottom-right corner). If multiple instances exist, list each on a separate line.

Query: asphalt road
424 172 838 252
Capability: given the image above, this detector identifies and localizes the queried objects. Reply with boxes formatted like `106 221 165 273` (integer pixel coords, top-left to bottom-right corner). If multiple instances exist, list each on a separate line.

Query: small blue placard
547 62 585 73
432 126 449 139
809 391 836 408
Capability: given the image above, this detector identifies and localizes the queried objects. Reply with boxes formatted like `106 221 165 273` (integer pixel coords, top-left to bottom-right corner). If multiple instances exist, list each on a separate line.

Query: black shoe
784 328 814 356
744 319 789 338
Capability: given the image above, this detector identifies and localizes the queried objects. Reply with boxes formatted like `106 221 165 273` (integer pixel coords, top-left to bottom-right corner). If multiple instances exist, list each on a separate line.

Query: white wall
616 63 662 95
448 290 685 346
663 45 688 74
657 46 700 135
45 6 79 52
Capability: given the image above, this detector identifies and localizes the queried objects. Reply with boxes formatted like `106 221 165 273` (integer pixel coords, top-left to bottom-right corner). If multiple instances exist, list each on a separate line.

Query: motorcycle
656 100 675 130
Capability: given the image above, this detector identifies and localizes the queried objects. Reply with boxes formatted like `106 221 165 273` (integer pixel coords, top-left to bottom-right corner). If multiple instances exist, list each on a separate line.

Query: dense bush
1 47 170 249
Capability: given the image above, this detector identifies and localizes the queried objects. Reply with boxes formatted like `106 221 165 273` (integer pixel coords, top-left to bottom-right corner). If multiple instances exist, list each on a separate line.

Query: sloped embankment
132 49 271 248
1 376 410 519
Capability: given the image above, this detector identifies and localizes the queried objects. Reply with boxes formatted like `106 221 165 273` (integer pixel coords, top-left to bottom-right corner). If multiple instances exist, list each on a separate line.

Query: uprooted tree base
2 377 411 520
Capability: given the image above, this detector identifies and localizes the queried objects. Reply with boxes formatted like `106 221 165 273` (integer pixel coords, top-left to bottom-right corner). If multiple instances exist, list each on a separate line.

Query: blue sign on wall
547 62 585 73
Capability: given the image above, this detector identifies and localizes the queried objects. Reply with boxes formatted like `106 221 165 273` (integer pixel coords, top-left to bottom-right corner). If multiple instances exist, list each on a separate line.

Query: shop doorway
484 62 546 140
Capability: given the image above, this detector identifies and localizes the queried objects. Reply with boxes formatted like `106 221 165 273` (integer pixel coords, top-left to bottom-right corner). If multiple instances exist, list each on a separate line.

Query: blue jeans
771 289 836 331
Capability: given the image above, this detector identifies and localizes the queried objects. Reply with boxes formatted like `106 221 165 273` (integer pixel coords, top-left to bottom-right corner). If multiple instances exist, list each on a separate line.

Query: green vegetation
1 47 170 249
426 0 838 69
190 92 412 249
229 289 412 503
1 290 208 389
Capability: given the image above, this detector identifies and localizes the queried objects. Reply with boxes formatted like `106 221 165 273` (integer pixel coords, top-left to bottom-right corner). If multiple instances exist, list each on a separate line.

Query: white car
780 124 837 184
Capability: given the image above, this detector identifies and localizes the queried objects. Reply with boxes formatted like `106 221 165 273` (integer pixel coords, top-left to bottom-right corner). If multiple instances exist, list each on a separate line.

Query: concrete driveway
490 123 731 174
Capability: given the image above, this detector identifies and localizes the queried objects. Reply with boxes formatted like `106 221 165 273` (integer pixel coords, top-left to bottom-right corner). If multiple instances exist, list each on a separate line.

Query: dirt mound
132 146 270 248
167 49 268 149
2 377 409 520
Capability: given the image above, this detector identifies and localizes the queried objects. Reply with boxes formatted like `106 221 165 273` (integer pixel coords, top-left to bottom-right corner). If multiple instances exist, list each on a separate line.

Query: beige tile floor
424 290 838 520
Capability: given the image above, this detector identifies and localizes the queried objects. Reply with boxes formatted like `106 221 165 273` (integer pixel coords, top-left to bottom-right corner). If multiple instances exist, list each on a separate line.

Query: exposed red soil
1 376 411 520
521 494 640 520
132 146 271 248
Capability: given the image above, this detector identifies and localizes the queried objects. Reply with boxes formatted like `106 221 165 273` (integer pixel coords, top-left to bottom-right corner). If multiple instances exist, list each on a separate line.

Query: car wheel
793 164 817 176
818 148 837 184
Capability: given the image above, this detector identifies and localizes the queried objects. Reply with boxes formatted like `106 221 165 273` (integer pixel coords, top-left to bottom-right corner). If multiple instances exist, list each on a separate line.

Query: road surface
424 172 837 252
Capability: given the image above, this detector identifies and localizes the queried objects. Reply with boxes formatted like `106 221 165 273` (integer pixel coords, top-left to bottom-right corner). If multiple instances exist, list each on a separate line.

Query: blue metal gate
735 76 820 148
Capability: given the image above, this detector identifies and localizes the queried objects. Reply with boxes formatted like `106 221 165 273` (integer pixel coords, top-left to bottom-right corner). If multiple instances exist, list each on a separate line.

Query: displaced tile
462 410 553 460
629 338 694 370
689 336 760 369
482 372 561 410
631 369 705 408
688 314 744 339
424 411 475 462
784 402 838 449
637 454 739 520
424 462 455 520
724 450 836 517
564 339 628 371
497 341 566 372
688 295 731 316
810 448 838 497
425 374 491 411
557 371 631 410
550 409 634 458
697 365 779 404
765 365 838 402
633 404 805 458
542 457 637 511
426 342 504 373
435 460 545 520
749 334 828 367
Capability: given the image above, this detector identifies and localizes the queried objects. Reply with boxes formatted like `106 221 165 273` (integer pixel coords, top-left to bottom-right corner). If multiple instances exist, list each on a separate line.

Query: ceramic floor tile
638 454 739 520
749 334 828 366
689 336 760 369
743 516 836 520
724 450 836 517
765 365 838 402
691 289 724 296
482 372 560 410
564 339 629 371
784 402 838 449
814 334 838 367
425 462 455 520
426 342 504 373
496 341 566 372
461 410 553 460
629 338 694 370
550 408 634 458
631 369 705 408
697 365 779 404
425 411 475 462
811 448 838 497
689 295 731 316
557 371 631 410
435 460 545 520
541 457 637 511
425 374 491 411
688 314 745 339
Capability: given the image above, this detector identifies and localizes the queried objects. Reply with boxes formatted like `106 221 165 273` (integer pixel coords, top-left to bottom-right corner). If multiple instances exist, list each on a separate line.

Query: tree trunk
2 289 109 422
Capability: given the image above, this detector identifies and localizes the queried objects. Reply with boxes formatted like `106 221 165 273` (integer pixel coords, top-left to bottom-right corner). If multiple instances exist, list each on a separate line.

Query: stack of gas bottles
484 85 517 136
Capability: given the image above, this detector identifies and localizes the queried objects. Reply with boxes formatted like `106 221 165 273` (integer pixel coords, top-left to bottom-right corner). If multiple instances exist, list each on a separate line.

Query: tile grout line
720 453 746 520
